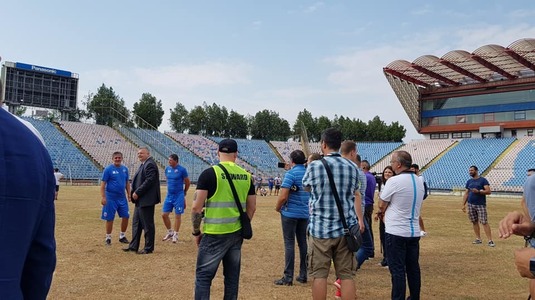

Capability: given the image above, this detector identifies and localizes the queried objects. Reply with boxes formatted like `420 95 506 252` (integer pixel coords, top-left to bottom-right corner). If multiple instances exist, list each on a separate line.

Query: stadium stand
118 127 210 181
357 142 403 166
59 121 141 179
210 137 280 176
21 117 101 179
495 137 535 191
422 138 516 190
371 139 456 174
271 141 303 161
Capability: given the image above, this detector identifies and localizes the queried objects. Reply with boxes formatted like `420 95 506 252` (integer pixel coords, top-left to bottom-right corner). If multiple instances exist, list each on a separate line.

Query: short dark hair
54 168 59 172
361 160 370 170
470 165 478 171
528 168 535 173
169 154 178 161
411 163 419 170
321 128 342 151
112 151 123 158
394 150 412 168
340 140 356 156
356 154 362 163
290 150 306 165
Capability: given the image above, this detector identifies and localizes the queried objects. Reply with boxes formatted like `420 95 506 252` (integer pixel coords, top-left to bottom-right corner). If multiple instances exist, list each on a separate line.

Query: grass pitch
49 186 528 299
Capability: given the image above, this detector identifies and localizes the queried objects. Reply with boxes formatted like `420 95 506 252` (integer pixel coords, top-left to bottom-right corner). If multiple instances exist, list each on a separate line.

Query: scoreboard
1 61 78 114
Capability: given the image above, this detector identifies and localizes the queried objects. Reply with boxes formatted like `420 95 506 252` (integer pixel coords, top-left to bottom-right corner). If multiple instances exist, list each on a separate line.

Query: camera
277 162 286 168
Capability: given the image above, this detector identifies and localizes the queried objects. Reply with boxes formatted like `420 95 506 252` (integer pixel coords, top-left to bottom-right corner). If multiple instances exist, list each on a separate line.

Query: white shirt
380 172 425 237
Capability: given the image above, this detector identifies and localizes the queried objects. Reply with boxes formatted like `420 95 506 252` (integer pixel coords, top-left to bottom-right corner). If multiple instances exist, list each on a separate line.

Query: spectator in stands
268 176 275 196
462 165 495 247
53 168 64 200
411 164 428 237
376 166 394 267
0 106 56 299
303 128 363 300
123 146 161 254
499 169 535 297
100 151 131 246
274 174 282 196
379 150 425 300
162 154 190 243
274 150 309 286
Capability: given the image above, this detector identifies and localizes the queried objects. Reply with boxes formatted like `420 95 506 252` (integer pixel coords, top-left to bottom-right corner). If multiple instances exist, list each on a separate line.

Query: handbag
320 158 362 252
217 164 253 239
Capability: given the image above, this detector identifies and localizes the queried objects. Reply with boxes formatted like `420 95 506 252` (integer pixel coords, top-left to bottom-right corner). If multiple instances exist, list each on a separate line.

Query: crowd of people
6 120 535 300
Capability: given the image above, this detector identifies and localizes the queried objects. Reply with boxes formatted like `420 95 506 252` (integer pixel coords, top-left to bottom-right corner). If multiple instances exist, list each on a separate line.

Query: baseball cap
218 139 238 153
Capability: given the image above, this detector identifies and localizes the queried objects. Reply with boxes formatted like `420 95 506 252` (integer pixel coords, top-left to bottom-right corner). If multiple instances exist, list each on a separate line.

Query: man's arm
462 189 469 212
354 191 364 233
515 247 535 279
480 184 491 195
246 194 257 220
100 181 107 206
184 177 191 194
275 188 289 212
191 190 207 234
125 176 131 202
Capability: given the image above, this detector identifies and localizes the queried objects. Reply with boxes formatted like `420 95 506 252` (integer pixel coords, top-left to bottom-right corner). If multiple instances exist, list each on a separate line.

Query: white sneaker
172 233 178 243
162 232 174 241
420 231 427 237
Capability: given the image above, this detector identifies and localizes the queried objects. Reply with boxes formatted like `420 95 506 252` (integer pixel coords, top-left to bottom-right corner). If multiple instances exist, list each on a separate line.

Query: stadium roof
383 38 535 131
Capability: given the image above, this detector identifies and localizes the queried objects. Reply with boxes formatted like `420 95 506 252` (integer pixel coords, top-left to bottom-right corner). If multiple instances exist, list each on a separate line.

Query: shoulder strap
218 163 246 214
320 158 349 231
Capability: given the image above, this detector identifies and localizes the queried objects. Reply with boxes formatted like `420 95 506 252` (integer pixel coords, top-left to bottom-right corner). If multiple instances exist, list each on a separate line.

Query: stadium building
384 38 535 140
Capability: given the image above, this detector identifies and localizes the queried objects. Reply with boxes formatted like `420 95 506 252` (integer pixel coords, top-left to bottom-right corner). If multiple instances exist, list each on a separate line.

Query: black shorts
275 185 281 190
55 185 59 192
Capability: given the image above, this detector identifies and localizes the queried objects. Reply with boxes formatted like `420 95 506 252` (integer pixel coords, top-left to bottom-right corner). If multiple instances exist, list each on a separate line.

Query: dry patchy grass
48 186 529 299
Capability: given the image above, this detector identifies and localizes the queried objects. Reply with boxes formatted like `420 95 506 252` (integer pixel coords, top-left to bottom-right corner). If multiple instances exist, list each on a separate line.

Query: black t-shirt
196 167 255 199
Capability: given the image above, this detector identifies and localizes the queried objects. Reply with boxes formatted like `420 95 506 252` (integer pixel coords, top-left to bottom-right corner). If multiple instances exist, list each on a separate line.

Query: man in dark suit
123 146 161 254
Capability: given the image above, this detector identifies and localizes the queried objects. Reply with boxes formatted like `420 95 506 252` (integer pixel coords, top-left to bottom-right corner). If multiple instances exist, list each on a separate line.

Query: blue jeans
356 218 374 267
195 232 244 300
385 233 421 300
280 215 308 281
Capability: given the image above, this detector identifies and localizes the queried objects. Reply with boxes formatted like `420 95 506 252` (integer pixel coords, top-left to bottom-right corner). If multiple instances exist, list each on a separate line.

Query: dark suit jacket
132 157 161 207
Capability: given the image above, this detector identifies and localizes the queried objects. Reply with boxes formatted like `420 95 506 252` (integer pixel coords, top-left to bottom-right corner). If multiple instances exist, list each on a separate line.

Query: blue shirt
364 171 377 205
102 164 129 198
280 165 309 219
465 176 490 205
166 165 188 194
303 153 358 239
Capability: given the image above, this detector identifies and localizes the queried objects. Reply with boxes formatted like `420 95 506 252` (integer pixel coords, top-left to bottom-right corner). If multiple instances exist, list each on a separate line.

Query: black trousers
129 205 156 252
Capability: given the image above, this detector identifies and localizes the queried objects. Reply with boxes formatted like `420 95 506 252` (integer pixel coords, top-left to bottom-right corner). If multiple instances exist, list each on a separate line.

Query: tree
293 109 318 142
250 110 291 141
169 102 189 133
86 84 130 126
227 110 248 138
316 116 332 136
204 102 229 137
386 121 406 142
132 93 165 129
366 116 388 141
188 105 207 135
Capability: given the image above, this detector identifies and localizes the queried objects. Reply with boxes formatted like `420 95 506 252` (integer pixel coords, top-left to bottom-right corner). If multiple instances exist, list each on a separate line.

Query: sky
3 1 535 141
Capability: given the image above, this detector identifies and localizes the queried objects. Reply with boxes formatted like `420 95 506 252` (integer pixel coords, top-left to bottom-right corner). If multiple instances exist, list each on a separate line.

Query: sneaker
162 232 174 241
172 233 178 243
488 240 496 247
105 238 111 246
472 238 482 244
420 231 427 237
274 277 292 286
334 279 341 299
119 237 129 244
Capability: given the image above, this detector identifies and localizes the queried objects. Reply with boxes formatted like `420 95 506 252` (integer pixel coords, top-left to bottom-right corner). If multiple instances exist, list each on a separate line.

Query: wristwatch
530 257 535 276
192 231 201 236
